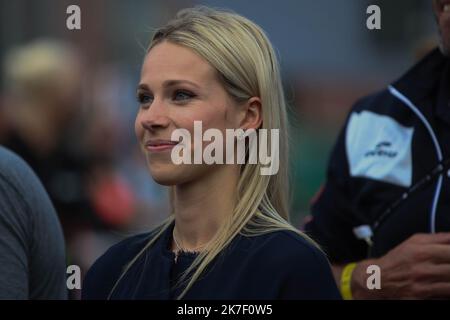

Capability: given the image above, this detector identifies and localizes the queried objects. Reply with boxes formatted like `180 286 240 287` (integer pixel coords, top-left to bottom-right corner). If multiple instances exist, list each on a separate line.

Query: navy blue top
82 222 341 300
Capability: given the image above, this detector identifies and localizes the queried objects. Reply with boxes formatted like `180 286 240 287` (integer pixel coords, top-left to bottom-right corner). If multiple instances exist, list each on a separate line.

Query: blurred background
0 0 439 298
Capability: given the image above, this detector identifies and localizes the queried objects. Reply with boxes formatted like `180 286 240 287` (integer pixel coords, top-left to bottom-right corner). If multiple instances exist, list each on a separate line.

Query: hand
351 233 450 299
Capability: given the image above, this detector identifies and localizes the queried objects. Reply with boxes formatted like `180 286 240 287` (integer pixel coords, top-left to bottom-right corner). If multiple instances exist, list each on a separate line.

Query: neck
172 164 240 252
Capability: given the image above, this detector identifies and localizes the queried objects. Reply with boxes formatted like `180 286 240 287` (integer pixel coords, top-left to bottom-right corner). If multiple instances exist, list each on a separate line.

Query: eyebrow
137 79 201 91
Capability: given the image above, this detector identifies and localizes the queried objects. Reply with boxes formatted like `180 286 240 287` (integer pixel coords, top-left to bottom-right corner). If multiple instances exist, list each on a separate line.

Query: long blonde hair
109 6 317 300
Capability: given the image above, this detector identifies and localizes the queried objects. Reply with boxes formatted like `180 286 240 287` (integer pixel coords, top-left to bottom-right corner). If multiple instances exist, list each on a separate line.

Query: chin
148 165 180 186
147 162 194 186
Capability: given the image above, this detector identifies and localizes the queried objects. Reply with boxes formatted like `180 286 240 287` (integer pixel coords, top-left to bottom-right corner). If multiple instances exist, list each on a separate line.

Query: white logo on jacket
346 110 414 187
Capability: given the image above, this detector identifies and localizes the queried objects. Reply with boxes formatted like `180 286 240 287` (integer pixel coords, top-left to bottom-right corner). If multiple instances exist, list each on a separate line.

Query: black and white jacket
305 48 450 263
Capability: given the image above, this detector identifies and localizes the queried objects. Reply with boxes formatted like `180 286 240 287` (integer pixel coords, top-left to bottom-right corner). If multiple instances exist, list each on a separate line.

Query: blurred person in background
0 39 145 298
305 0 450 299
0 39 99 237
0 146 66 299
82 6 340 300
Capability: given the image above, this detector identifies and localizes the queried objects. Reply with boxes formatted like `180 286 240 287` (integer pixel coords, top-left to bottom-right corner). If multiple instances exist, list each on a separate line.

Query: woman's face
135 41 244 186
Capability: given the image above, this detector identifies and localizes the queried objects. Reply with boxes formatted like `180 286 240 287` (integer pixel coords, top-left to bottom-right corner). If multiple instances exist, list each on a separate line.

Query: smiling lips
145 139 179 152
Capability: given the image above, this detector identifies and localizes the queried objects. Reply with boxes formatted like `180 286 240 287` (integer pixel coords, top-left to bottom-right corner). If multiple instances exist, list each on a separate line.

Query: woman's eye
173 90 195 101
137 92 153 105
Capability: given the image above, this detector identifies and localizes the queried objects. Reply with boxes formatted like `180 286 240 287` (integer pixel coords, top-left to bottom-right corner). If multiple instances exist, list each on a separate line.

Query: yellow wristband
340 262 357 300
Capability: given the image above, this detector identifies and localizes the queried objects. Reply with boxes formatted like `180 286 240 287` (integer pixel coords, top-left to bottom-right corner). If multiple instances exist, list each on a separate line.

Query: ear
239 96 263 130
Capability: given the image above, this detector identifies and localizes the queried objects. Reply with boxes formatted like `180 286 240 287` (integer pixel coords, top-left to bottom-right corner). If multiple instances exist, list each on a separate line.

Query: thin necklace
172 228 206 263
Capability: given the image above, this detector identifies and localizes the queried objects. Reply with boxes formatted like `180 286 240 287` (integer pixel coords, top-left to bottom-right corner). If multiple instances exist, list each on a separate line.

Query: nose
139 99 170 132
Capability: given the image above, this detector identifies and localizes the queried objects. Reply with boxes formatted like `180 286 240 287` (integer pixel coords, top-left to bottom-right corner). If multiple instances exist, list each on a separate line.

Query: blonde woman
82 6 340 300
